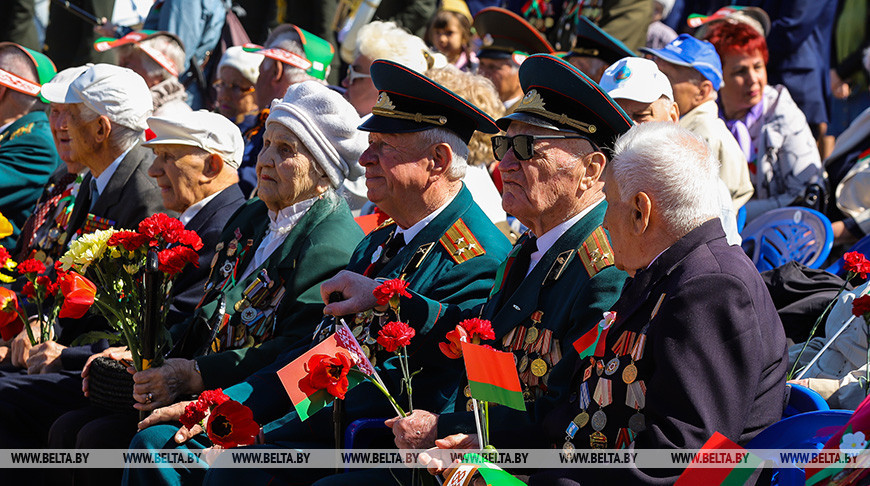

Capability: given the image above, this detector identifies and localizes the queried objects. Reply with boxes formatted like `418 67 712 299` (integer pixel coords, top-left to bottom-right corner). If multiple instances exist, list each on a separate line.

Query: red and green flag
461 342 525 411
674 432 763 486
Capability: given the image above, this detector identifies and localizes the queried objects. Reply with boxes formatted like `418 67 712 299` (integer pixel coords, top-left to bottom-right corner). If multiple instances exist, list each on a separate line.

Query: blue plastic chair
344 417 390 449
745 410 853 486
740 207 834 272
783 383 830 418
825 233 870 277
737 205 747 233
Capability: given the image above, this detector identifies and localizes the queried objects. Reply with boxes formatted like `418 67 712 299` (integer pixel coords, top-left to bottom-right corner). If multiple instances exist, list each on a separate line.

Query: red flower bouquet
439 318 495 359
0 287 24 341
179 389 259 448
844 252 870 280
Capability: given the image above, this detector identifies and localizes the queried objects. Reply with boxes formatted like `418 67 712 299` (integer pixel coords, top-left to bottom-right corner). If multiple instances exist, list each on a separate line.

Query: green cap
243 25 334 80
0 42 57 103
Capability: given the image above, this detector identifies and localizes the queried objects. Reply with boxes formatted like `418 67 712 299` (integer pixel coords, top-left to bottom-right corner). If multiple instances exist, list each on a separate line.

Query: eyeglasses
345 65 371 84
491 134 597 161
212 80 255 94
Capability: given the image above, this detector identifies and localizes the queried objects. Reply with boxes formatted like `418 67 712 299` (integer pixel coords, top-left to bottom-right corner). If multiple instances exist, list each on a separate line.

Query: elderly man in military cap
528 122 786 485
0 42 60 248
319 54 631 485
473 7 554 109
129 59 512 486
563 16 637 83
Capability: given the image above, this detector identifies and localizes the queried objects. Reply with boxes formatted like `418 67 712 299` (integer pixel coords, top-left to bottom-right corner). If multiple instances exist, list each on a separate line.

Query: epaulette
577 226 615 278
373 218 396 232
439 218 485 264
0 122 34 144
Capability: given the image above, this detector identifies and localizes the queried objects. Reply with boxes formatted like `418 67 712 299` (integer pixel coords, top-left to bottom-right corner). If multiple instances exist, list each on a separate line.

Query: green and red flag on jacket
573 311 616 359
461 341 525 411
277 322 374 421
805 392 870 485
674 432 763 486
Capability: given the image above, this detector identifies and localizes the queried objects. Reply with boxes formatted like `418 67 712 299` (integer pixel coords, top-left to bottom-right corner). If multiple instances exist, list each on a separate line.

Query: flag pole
471 398 484 449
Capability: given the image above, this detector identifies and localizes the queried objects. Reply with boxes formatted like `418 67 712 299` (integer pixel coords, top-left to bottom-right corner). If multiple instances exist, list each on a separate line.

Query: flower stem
367 375 407 417
789 277 851 379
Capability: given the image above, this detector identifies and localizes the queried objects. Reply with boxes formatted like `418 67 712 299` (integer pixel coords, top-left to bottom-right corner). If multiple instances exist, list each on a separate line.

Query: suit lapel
184 184 245 235
90 145 151 217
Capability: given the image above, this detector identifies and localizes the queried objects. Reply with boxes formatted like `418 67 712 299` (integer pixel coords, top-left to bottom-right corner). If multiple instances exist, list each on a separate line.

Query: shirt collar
528 198 604 274
395 191 457 244
267 195 318 236
179 189 223 226
94 144 135 196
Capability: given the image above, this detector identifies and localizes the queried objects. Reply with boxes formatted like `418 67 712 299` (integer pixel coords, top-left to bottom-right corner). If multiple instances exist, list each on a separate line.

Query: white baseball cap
40 63 152 131
599 57 673 104
142 110 244 169
217 46 264 85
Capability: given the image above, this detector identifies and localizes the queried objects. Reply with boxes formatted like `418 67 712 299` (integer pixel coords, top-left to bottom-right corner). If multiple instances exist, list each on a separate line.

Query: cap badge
518 89 597 135
371 91 447 126
614 65 631 82
521 89 546 110
374 92 396 111
483 34 494 46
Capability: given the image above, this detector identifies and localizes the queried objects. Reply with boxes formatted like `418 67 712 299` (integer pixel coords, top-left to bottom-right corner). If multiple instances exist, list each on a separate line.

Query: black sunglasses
491 134 598 161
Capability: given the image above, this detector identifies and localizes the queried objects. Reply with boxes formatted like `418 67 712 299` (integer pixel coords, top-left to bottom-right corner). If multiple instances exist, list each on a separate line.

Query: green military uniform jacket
0 111 60 248
437 201 627 447
224 185 511 433
175 190 363 390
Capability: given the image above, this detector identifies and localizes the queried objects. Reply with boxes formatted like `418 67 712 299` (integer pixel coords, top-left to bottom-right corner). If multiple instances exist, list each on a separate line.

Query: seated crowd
0 2 869 485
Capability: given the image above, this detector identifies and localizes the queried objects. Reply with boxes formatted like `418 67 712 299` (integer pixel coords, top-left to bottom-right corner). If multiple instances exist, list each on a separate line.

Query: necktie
364 230 406 277
499 235 537 304
88 178 100 211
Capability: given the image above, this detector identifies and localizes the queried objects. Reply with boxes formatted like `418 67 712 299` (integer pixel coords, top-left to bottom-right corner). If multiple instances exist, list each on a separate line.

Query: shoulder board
9 122 35 141
373 218 396 232
577 226 615 278
439 218 485 264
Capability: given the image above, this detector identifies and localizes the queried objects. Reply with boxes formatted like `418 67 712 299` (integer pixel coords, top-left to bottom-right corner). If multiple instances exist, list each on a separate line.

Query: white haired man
529 122 786 484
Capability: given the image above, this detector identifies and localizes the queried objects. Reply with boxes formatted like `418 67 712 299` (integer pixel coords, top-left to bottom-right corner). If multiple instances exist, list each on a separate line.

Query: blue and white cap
600 57 673 104
640 34 723 91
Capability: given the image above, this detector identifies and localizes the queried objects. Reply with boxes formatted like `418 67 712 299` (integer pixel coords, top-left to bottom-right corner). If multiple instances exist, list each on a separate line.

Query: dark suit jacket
59 143 171 369
166 184 245 326
535 220 788 485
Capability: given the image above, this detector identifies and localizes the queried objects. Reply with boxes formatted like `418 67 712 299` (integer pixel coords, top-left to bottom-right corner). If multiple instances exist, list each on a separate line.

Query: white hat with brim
600 57 673 104
142 110 244 169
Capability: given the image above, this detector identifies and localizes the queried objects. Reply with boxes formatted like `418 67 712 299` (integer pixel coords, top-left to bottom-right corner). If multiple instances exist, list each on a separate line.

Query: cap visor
496 112 562 132
141 137 204 150
39 80 83 104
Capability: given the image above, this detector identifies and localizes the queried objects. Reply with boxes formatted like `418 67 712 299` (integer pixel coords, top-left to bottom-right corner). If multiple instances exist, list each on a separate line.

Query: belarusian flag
674 432 763 486
461 342 525 411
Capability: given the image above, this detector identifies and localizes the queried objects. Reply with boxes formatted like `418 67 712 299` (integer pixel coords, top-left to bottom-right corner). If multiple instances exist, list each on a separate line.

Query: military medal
352 326 364 338
240 307 258 323
525 310 543 344
562 440 575 454
622 363 638 384
530 357 548 377
629 413 646 433
361 344 371 359
234 298 250 312
591 410 607 431
615 428 636 449
590 431 607 449
624 332 646 384
595 359 604 376
464 385 471 398
518 354 529 373
220 260 234 277
466 399 475 412
573 411 590 429
605 357 620 376
626 380 646 410
583 362 593 381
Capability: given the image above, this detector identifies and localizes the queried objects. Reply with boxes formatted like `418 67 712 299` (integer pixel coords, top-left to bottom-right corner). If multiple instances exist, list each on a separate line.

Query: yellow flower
59 229 118 272
124 264 139 274
0 273 12 283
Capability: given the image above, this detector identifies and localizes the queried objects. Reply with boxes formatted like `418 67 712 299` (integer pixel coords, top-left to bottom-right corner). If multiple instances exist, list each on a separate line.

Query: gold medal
464 385 471 398
573 411 589 428
525 326 540 344
234 299 250 312
361 344 371 359
466 399 475 411
590 431 607 449
530 358 548 377
622 363 638 384
352 325 364 338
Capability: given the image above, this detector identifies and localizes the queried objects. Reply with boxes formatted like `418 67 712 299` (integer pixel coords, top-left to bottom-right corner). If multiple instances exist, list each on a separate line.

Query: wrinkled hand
136 400 204 444
10 321 40 368
831 69 851 100
419 433 480 477
82 346 131 396
320 270 381 316
0 345 8 363
385 409 440 450
132 358 204 411
26 341 67 374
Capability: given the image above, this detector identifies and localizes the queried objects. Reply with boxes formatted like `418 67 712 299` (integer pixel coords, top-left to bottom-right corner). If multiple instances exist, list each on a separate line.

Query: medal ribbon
578 381 591 409
626 380 646 410
593 378 612 408
611 331 637 356
630 333 647 361
615 428 636 449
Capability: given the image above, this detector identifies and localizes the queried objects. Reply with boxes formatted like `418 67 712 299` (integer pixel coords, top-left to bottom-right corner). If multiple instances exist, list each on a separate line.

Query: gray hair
609 122 721 236
77 103 143 152
264 25 323 85
136 34 186 81
356 21 429 73
417 127 469 180
0 45 40 113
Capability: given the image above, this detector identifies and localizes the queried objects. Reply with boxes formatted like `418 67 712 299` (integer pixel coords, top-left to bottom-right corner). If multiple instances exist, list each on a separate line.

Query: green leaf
70 331 124 347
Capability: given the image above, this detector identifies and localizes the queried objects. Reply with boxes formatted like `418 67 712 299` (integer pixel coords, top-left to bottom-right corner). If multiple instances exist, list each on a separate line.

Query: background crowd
0 0 870 485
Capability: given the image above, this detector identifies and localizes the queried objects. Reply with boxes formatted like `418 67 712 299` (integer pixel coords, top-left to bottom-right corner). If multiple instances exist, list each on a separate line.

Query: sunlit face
256 123 324 211
342 55 378 117
59 104 103 172
147 144 211 213
431 16 464 61
616 97 677 124
216 66 258 122
497 122 592 228
254 58 292 108
654 59 703 116
478 58 522 102
719 50 767 119
359 131 434 216
48 103 84 173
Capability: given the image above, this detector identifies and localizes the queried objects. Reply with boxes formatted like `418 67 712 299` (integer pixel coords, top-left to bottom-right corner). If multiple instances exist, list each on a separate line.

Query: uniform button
569 392 577 403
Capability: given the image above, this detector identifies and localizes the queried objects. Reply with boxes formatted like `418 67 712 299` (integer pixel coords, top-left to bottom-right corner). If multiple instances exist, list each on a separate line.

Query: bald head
0 45 40 114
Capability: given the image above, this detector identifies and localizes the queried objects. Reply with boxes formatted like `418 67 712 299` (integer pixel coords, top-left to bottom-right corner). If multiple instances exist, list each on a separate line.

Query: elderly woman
128 81 366 420
214 46 263 133
705 21 823 222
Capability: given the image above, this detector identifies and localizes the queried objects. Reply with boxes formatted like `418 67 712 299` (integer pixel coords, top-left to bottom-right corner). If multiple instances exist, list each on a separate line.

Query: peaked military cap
564 16 636 65
497 54 633 150
473 7 554 61
358 59 500 144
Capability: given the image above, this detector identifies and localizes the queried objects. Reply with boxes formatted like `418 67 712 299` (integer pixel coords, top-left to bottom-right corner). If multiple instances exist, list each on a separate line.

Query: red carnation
459 318 495 343
199 388 230 407
0 246 9 267
844 252 870 279
139 213 184 240
57 271 96 319
299 352 352 399
180 400 208 429
377 321 415 353
0 287 24 341
17 258 46 275
21 281 35 300
176 230 203 251
852 295 870 317
36 275 57 296
157 246 199 275
439 325 469 359
108 231 150 251
206 400 260 448
372 278 411 307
